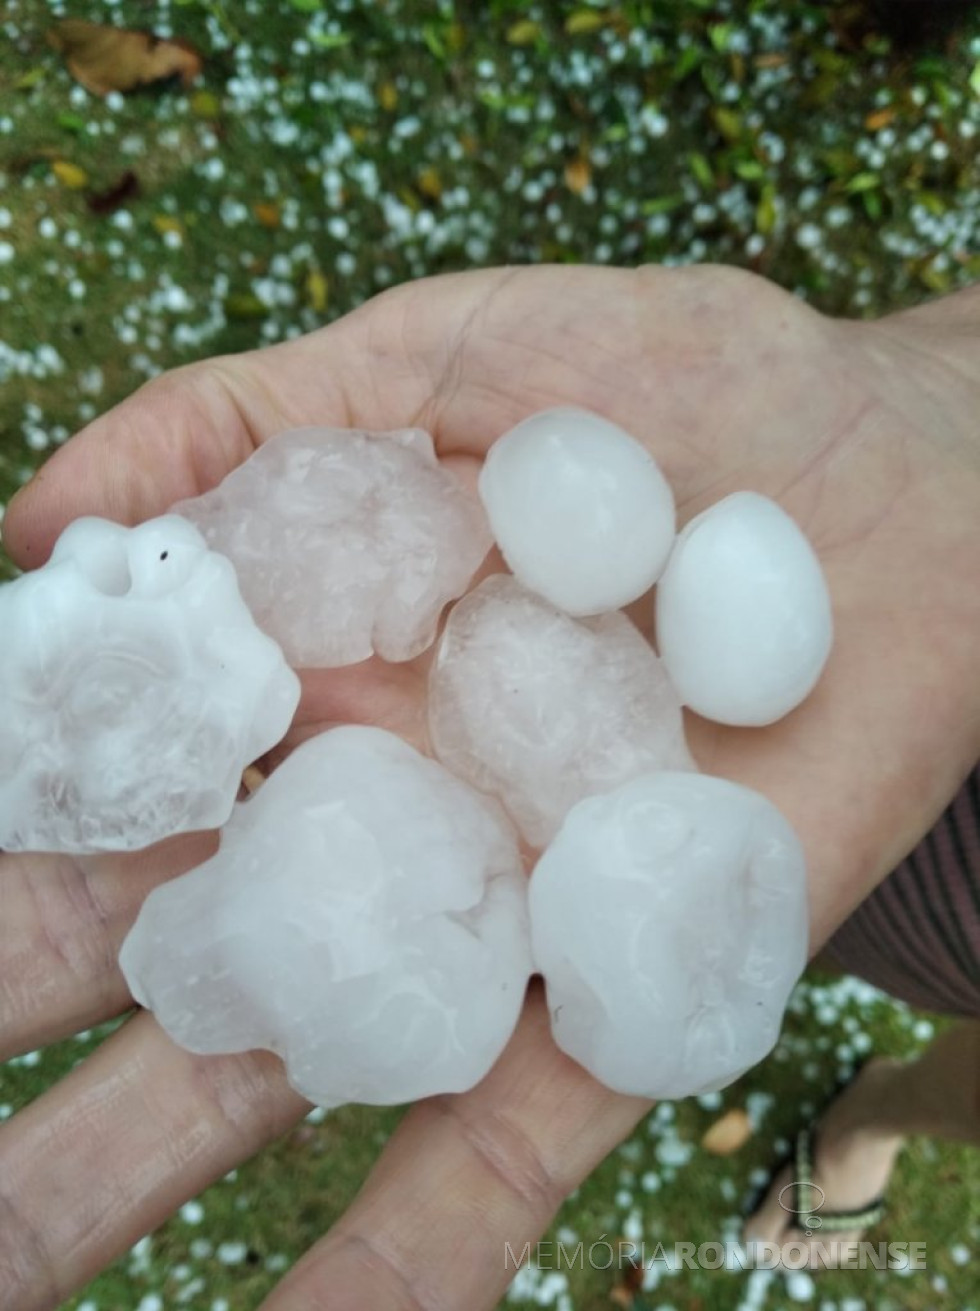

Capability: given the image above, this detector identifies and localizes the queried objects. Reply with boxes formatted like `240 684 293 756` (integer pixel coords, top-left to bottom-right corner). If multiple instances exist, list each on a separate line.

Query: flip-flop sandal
744 1059 887 1237
788 1125 887 1235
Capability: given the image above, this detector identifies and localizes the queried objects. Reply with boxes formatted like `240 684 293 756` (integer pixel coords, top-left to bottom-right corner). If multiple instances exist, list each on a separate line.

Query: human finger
0 1009 307 1310
260 985 648 1311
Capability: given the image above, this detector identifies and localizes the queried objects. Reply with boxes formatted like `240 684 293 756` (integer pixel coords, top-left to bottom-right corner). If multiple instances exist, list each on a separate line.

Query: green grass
2 1 980 1307
3 974 978 1309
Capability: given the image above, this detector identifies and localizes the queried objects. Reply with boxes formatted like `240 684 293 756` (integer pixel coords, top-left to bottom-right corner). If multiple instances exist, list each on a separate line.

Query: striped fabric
825 766 980 1018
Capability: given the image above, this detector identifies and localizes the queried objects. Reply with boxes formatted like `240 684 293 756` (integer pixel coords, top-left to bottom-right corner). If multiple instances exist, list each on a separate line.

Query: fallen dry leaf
701 1107 753 1155
865 106 897 132
47 19 203 97
564 156 592 195
253 202 281 229
51 159 89 189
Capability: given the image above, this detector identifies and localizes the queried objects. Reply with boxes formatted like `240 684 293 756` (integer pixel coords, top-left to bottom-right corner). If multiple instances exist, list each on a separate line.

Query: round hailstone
120 725 532 1108
655 492 833 726
428 574 694 848
175 426 492 668
529 771 808 1100
0 516 299 854
477 407 675 616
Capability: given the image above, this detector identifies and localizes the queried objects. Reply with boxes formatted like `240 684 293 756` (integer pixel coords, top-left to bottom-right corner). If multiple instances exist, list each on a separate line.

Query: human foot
744 1058 906 1250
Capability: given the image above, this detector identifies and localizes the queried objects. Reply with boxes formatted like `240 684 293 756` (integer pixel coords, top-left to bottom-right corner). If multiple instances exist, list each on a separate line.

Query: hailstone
477 407 675 615
0 516 299 854
529 771 809 1100
428 575 693 848
120 725 532 1108
175 426 491 668
655 491 833 726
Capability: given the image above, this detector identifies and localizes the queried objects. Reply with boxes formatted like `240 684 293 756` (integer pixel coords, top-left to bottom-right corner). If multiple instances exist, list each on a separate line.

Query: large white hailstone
0 516 299 854
529 771 809 1100
655 492 833 726
428 575 693 848
120 725 532 1108
477 407 676 616
175 426 492 668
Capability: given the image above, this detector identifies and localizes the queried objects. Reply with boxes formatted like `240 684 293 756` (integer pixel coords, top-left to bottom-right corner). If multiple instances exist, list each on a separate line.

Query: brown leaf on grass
86 170 140 214
253 202 281 229
865 106 897 132
47 19 203 97
701 1107 753 1155
51 160 89 189
564 156 592 195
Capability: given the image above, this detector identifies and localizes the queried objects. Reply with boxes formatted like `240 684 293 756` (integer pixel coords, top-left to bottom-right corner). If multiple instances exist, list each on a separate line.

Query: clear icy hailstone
655 492 833 727
0 516 299 854
477 407 675 616
428 575 693 848
529 771 808 1100
120 725 532 1108
175 426 492 668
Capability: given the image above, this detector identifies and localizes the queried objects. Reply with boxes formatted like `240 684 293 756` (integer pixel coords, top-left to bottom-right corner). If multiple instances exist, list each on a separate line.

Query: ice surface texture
175 426 492 668
529 771 808 1100
0 516 299 854
478 407 675 616
120 726 532 1108
428 575 693 848
656 492 833 726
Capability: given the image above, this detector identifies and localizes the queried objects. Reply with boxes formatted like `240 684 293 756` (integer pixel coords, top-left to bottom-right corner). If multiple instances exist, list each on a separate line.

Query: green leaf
642 193 684 215
309 30 352 48
672 45 702 81
506 19 541 45
224 293 269 319
288 0 322 10
734 159 765 181
821 148 858 178
918 190 947 217
57 111 87 134
190 89 221 117
756 184 777 235
970 60 980 98
861 190 882 221
422 23 445 59
712 106 741 142
565 9 605 35
15 67 46 90
708 22 732 52
688 151 713 188
845 172 880 193
919 261 951 294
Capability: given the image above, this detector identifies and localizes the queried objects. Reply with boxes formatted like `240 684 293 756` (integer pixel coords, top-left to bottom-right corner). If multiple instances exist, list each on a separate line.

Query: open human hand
1 265 978 1310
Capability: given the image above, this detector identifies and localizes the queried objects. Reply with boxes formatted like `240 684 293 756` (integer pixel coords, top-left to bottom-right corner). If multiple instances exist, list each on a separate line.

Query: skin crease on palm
0 264 979 1311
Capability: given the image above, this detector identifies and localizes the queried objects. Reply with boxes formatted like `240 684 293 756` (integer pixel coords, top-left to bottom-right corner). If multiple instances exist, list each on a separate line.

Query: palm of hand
1 265 978 1310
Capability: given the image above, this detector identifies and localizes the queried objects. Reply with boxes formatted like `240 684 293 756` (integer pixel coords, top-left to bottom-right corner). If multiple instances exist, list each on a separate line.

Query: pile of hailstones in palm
0 409 832 1107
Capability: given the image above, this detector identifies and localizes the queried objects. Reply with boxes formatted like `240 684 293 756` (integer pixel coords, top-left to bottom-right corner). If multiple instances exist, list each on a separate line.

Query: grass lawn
2 1 979 1308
